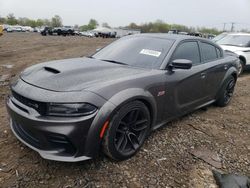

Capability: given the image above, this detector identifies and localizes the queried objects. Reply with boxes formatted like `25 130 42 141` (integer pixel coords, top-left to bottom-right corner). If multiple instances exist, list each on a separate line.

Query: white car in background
217 33 250 74
79 31 94 37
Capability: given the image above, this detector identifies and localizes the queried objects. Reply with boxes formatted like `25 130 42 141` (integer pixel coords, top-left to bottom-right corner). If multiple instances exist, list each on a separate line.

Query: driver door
164 41 210 118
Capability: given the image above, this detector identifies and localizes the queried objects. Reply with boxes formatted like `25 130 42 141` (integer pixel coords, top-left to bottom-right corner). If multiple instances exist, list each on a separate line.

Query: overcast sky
1 0 250 30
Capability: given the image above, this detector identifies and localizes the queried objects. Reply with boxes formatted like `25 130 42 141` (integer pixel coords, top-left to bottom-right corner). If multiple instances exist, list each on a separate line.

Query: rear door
198 41 227 99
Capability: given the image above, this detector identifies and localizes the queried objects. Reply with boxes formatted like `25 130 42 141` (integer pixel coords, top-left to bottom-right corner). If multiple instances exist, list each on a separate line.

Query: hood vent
44 66 60 74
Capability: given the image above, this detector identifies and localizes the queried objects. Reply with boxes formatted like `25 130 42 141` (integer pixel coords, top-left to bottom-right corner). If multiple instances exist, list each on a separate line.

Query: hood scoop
44 66 60 74
21 57 147 92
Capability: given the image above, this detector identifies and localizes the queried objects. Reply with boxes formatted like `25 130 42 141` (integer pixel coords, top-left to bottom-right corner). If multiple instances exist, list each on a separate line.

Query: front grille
12 90 47 115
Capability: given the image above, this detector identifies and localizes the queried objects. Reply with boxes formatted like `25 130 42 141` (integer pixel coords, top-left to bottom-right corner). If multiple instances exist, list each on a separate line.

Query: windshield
92 36 174 69
212 33 227 42
217 35 250 47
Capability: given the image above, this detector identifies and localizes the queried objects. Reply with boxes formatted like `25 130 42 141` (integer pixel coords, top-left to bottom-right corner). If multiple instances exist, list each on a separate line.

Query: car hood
220 45 250 52
20 57 148 92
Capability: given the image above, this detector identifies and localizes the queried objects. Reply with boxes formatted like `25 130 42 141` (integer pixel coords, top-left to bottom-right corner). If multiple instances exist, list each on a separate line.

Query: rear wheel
102 101 151 161
215 75 236 107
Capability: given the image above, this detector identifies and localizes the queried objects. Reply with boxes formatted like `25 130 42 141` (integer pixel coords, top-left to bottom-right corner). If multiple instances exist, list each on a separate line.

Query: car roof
227 32 250 36
130 33 207 42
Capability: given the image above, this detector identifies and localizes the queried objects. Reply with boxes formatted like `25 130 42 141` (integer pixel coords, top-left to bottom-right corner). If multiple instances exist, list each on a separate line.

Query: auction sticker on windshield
140 49 162 57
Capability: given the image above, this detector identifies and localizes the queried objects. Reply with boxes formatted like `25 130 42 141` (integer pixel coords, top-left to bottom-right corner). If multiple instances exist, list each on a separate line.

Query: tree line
0 14 222 34
0 14 63 28
125 20 221 35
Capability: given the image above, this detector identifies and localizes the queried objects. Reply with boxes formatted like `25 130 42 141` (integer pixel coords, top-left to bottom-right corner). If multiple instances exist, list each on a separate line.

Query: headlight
47 103 97 117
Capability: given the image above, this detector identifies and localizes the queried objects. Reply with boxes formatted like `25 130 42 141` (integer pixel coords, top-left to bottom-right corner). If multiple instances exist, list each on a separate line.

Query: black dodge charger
7 34 239 162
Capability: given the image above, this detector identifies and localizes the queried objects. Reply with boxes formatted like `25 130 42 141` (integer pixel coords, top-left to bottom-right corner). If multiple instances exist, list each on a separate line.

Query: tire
238 59 245 75
215 75 236 107
102 101 151 161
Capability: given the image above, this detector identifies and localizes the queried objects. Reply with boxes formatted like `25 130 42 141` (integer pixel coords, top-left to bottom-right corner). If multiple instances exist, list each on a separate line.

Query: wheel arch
216 67 238 99
108 88 157 128
239 55 246 65
231 72 237 82
83 88 157 158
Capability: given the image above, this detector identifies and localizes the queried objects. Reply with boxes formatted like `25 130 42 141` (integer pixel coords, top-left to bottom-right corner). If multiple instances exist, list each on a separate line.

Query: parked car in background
188 32 203 37
40 27 53 36
212 32 229 42
59 26 75 36
217 33 250 74
168 30 188 35
74 30 80 35
22 26 34 32
205 34 216 40
41 26 75 36
80 31 95 37
168 29 181 34
7 34 239 162
93 27 117 38
6 26 23 32
33 27 41 33
6 27 13 32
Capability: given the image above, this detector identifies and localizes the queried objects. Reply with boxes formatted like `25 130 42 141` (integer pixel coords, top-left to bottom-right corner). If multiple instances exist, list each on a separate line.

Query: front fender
83 88 157 158
108 88 157 121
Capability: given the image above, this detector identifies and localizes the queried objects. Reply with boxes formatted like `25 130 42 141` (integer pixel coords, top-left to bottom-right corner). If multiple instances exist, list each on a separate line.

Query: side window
216 48 222 58
171 41 200 65
200 42 218 62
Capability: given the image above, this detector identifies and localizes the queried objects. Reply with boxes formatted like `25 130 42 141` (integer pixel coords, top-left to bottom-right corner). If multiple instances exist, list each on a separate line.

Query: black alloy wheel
216 75 236 107
223 79 235 105
102 101 151 161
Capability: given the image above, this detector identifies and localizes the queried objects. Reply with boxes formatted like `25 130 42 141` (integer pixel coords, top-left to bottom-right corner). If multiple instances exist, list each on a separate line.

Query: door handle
201 73 206 79
224 65 228 70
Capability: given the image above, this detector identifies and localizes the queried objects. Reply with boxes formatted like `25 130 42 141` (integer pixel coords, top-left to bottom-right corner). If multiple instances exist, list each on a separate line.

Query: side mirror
170 59 192 70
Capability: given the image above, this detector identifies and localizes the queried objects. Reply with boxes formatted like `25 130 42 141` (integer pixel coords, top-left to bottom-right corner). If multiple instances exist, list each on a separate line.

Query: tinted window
216 48 222 58
93 36 174 69
200 42 217 62
171 41 200 65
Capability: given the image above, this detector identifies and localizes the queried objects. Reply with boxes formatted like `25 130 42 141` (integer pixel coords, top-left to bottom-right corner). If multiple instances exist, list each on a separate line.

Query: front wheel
102 101 151 161
215 75 236 107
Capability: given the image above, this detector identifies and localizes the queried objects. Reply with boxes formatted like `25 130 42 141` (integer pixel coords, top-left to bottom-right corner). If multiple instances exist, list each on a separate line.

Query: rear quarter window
216 48 223 58
200 42 218 62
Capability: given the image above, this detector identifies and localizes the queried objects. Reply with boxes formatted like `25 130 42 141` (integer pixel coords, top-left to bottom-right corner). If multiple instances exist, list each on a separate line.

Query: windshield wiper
100 59 128 65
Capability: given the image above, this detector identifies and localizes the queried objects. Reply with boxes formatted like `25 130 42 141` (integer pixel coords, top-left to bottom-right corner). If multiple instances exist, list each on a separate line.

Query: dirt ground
0 33 249 188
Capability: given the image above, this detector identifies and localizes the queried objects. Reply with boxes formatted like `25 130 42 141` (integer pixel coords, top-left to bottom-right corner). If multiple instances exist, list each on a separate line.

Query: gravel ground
0 33 249 188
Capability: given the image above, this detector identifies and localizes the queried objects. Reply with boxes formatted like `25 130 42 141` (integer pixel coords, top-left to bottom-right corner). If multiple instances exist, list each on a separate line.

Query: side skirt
152 99 216 131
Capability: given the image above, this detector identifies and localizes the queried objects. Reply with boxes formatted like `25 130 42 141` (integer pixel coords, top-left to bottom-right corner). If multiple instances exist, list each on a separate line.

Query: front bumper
7 96 97 162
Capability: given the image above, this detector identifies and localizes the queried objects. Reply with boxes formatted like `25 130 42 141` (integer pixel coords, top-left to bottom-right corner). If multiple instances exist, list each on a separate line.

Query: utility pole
223 23 226 31
231 22 235 32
